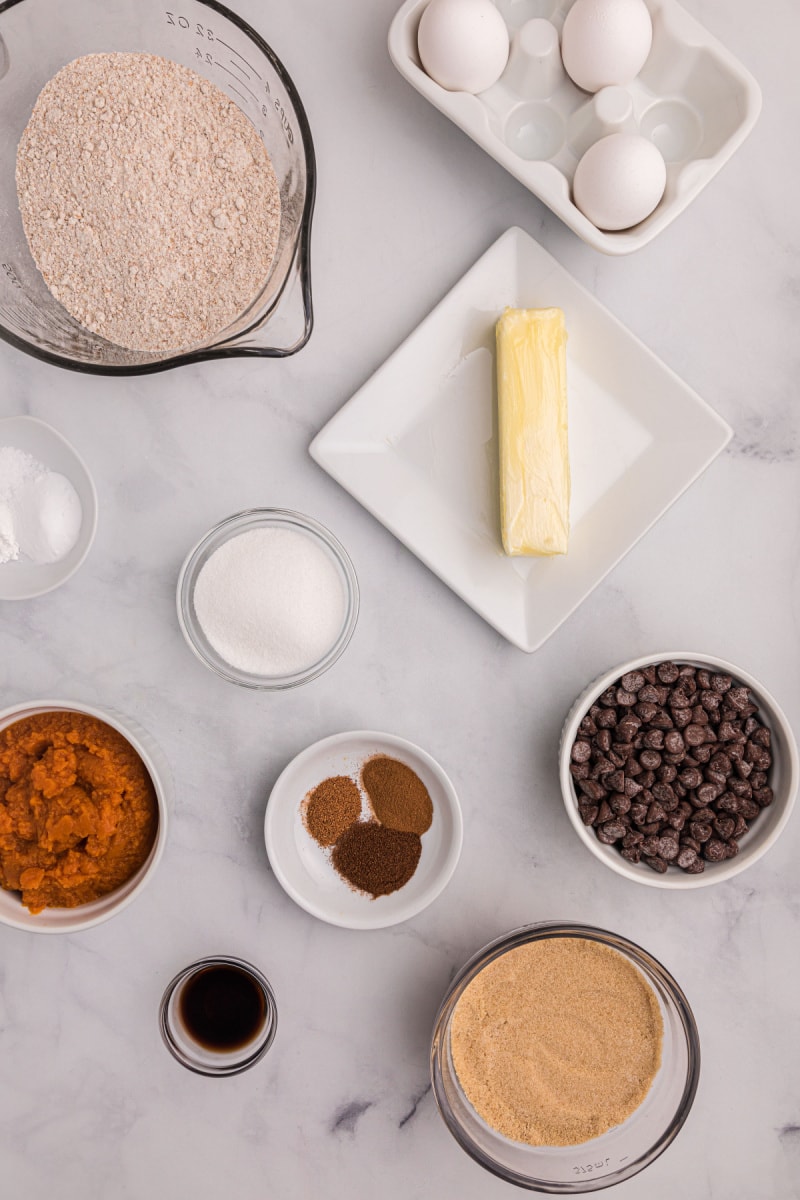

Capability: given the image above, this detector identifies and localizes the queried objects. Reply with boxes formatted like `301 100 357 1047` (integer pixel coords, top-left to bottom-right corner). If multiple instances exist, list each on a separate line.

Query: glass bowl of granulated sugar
177 509 359 690
0 0 314 374
431 923 700 1193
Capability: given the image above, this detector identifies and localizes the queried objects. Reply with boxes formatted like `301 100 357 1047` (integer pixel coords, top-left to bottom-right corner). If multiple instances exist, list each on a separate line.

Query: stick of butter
496 306 570 557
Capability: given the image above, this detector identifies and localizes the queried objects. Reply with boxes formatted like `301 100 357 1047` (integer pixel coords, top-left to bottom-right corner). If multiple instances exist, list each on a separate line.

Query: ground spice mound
331 822 422 898
0 711 158 914
302 776 362 848
451 937 663 1146
362 755 433 834
16 52 281 353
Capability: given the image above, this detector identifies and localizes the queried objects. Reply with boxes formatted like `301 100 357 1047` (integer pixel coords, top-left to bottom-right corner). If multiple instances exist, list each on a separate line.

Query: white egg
561 0 653 93
572 133 666 230
418 0 510 94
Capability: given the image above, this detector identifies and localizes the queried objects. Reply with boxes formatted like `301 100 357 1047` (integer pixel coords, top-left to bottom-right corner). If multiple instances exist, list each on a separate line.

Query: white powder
193 527 347 677
0 501 18 564
0 445 82 565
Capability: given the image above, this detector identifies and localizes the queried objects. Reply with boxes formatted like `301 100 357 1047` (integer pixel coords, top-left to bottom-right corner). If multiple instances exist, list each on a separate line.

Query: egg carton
388 0 761 254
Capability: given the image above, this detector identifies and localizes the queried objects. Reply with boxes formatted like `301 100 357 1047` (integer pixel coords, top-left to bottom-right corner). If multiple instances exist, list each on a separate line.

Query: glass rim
159 954 278 1077
430 921 701 1194
176 507 359 690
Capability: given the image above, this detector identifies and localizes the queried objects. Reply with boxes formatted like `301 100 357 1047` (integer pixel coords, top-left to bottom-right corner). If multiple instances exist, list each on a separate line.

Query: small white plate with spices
0 415 97 601
310 226 732 652
264 730 463 930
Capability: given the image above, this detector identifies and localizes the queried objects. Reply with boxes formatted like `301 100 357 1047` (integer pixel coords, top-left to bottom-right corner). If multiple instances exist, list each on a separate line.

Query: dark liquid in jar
179 964 266 1052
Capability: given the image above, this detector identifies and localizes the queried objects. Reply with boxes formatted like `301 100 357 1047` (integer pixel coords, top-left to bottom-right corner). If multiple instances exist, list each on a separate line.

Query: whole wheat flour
16 52 281 353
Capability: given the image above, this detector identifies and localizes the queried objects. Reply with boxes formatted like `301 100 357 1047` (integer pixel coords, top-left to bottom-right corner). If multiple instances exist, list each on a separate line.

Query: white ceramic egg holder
389 0 761 254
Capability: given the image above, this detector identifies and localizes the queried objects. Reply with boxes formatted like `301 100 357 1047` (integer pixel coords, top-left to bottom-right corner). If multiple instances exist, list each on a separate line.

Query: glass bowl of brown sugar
431 923 700 1193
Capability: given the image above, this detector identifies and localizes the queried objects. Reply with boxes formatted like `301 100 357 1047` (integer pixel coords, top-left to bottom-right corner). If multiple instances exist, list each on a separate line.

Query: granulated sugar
16 53 281 353
193 527 346 677
451 937 663 1146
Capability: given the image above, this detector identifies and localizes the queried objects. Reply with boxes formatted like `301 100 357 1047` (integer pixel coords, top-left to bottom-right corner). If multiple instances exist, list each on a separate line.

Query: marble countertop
1 1 798 1197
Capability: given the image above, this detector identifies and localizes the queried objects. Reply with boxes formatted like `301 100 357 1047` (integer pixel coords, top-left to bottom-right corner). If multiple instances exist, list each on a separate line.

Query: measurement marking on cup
2 262 22 289
214 36 263 80
227 85 250 110
215 61 260 106
225 57 252 83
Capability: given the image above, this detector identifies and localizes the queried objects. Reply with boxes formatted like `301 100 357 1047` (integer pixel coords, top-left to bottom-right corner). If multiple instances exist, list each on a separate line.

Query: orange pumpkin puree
0 711 158 914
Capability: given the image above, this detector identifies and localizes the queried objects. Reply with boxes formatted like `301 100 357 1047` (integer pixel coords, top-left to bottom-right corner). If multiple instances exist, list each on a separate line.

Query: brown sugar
302 776 362 848
331 821 422 897
0 711 158 914
450 937 663 1146
361 755 433 834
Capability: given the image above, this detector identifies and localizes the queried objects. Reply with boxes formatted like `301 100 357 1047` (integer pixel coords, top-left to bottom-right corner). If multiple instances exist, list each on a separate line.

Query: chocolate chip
713 816 735 840
677 847 699 869
597 821 627 842
703 838 728 862
596 800 613 824
643 855 668 873
579 779 607 801
657 662 680 683
616 688 638 706
595 728 612 753
578 804 599 826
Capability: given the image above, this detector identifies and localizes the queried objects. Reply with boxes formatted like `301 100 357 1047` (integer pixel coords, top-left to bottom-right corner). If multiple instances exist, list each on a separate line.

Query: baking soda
193 527 346 676
0 445 82 565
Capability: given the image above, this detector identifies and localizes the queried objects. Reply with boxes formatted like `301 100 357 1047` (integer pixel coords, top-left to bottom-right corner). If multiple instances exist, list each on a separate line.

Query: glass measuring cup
0 0 315 373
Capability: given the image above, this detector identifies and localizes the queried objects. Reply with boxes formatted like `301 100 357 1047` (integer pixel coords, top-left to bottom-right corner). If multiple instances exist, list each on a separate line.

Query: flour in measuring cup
16 52 282 354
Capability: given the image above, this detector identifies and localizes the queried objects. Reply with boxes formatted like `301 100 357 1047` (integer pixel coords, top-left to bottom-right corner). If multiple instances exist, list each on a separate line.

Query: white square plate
310 227 731 652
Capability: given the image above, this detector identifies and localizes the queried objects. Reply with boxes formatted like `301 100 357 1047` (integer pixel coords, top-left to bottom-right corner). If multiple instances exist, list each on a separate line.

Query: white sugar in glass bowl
0 699 169 933
177 509 359 690
559 652 798 888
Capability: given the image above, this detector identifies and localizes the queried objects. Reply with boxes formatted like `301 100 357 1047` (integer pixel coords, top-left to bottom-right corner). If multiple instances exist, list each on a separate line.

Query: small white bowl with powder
177 509 359 689
0 415 97 600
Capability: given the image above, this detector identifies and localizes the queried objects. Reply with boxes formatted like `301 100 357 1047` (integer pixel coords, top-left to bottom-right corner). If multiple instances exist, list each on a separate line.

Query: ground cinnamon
302 776 362 848
362 755 433 834
331 822 422 897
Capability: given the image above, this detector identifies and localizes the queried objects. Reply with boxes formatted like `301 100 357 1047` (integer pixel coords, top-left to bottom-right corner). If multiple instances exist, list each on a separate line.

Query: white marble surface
1 1 799 1197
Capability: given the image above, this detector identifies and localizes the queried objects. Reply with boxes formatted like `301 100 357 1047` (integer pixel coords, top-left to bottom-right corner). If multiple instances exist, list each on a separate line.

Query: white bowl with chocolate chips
560 653 798 888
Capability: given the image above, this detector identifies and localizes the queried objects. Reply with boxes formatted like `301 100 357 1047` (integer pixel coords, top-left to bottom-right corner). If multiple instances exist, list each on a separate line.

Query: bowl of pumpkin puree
0 701 168 932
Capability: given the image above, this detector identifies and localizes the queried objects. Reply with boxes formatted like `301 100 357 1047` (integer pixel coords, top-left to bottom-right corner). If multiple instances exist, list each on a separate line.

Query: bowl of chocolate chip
560 654 798 888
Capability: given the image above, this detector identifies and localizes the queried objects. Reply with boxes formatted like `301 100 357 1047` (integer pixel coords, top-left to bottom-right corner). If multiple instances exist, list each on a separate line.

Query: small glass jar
159 955 277 1077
